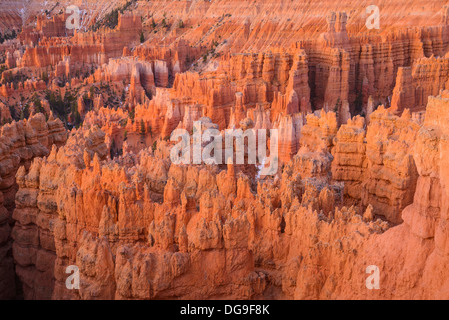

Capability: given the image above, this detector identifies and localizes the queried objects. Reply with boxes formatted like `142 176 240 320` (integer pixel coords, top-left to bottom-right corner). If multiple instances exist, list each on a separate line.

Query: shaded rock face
133 39 205 86
391 54 449 113
0 114 66 299
332 107 420 224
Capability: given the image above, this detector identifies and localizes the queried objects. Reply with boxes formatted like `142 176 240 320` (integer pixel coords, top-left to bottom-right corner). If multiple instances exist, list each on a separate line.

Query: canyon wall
0 113 66 299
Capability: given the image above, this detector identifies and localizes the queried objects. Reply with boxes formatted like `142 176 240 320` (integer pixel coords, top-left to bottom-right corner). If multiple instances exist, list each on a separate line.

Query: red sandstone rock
2 0 449 301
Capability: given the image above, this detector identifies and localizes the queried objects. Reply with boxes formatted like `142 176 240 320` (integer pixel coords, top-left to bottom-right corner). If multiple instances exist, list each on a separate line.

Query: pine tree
140 119 145 135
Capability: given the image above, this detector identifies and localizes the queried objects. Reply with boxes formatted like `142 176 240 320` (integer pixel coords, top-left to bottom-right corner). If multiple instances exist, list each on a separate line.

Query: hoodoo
1 0 449 301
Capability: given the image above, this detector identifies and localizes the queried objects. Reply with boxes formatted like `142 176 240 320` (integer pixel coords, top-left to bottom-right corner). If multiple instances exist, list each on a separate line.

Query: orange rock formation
2 0 449 301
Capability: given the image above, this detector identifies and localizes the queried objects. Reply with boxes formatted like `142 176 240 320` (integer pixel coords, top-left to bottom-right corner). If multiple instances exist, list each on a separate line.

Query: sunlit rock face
2 0 449 300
